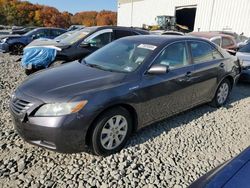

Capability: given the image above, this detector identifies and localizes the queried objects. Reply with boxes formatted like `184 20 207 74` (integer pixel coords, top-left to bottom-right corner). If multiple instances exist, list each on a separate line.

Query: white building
117 0 250 36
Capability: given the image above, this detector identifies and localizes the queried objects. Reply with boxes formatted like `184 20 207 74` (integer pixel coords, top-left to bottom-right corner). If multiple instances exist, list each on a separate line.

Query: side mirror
80 42 90 48
147 64 169 74
31 35 36 40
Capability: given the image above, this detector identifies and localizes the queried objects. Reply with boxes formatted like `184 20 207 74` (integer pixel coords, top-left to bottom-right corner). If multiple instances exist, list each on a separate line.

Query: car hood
0 34 22 39
17 61 127 102
26 39 70 50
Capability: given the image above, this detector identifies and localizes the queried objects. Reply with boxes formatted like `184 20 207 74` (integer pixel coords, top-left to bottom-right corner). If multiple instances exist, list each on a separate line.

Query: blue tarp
21 47 57 69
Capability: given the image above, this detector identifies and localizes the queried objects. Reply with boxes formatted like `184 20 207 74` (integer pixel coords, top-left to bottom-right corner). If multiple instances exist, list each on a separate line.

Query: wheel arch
220 75 234 90
85 103 138 147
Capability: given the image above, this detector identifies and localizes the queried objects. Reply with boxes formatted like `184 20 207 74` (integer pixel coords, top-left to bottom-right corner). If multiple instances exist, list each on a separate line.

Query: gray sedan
237 42 250 82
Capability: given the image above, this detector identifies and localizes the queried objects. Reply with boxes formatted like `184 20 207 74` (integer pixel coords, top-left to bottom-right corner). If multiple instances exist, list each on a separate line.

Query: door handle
178 72 193 82
220 63 225 68
185 71 192 78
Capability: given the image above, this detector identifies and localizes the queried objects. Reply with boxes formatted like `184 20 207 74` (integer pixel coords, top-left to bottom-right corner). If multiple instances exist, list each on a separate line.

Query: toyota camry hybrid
10 36 241 156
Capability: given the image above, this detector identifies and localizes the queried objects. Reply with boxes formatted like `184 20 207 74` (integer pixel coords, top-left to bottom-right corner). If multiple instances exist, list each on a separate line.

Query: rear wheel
211 79 231 107
91 107 132 156
11 43 25 55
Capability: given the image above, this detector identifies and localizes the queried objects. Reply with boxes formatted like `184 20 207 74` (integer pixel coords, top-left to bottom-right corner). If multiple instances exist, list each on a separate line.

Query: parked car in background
22 26 149 74
237 42 250 82
217 31 248 44
0 27 66 55
190 147 250 188
10 26 37 35
67 25 85 31
190 32 238 55
150 30 184 36
10 36 241 156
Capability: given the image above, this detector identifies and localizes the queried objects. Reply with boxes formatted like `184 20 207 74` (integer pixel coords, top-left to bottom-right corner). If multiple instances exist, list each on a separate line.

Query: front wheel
11 43 25 55
211 79 231 107
91 107 133 156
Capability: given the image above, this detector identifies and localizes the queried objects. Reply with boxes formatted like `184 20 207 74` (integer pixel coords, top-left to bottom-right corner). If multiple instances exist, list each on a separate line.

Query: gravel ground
0 53 250 188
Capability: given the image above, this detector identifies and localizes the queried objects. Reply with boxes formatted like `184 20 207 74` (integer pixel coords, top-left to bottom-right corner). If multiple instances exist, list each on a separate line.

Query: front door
138 41 195 125
77 29 114 60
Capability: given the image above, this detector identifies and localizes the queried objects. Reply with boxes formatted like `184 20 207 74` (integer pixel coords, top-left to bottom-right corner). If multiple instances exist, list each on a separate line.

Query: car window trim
187 40 224 65
144 40 192 75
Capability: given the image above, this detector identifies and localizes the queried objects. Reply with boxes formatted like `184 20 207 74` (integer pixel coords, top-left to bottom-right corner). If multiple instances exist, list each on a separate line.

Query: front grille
10 99 32 115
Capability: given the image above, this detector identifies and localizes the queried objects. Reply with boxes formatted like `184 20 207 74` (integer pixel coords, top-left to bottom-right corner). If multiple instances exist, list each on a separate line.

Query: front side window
84 40 156 73
51 30 65 37
87 32 112 48
153 42 189 69
211 38 221 46
190 41 222 64
33 30 50 39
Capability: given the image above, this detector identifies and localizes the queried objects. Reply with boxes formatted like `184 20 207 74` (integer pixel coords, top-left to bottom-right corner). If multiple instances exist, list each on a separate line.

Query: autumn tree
0 0 117 28
96 10 117 26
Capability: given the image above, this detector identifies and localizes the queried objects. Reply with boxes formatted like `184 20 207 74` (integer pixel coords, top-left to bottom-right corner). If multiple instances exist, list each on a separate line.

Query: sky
26 0 117 13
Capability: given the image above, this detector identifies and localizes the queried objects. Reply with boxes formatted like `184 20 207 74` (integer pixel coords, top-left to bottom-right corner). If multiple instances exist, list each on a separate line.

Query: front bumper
9 91 96 153
11 113 94 153
0 42 9 53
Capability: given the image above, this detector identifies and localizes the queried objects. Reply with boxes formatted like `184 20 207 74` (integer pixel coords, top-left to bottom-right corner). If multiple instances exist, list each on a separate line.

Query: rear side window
222 37 234 48
114 30 137 40
189 41 223 64
154 42 189 69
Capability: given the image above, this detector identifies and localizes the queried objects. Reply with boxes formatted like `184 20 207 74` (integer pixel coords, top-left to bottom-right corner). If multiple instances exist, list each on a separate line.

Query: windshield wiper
82 60 106 70
82 60 123 73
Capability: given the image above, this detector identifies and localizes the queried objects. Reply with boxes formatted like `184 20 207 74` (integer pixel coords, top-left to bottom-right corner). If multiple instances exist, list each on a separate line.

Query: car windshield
83 40 157 73
54 31 74 42
239 43 250 53
59 28 94 44
23 29 36 36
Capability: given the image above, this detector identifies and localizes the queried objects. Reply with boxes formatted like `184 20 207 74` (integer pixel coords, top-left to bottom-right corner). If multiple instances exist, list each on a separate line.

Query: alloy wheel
100 115 128 150
12 44 24 55
217 82 229 105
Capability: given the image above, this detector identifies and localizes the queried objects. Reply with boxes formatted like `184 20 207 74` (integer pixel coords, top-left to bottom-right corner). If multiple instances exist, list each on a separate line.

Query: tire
25 69 39 75
91 107 133 156
10 43 25 55
211 79 231 107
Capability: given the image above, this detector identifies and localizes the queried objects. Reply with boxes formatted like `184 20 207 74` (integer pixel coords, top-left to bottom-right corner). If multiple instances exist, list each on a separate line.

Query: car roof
84 26 149 34
118 35 210 46
34 27 66 31
189 31 234 39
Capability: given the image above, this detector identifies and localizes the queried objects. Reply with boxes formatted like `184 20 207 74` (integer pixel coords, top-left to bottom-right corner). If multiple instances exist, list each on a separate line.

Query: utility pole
131 0 134 27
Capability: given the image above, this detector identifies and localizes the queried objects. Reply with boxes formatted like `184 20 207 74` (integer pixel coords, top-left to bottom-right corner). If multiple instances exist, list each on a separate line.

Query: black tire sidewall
91 107 132 156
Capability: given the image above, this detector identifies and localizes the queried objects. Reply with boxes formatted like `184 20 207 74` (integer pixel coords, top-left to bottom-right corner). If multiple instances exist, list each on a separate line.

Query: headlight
35 100 88 116
0 38 7 43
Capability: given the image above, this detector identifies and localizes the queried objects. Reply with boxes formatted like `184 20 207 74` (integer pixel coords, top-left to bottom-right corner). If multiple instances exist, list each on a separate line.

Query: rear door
188 40 224 104
139 41 195 125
